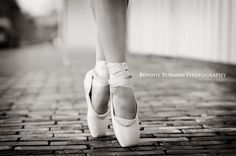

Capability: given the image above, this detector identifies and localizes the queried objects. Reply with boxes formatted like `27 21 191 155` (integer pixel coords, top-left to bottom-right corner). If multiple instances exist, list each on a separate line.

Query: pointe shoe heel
84 70 109 137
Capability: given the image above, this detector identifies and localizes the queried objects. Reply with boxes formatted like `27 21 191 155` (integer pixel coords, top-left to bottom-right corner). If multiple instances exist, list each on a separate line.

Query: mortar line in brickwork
11 145 15 151
180 129 185 134
200 124 205 129
163 149 168 154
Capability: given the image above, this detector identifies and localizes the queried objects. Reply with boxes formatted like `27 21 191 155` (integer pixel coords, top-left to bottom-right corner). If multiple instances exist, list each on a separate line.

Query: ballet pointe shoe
84 69 109 137
108 66 140 147
110 96 140 147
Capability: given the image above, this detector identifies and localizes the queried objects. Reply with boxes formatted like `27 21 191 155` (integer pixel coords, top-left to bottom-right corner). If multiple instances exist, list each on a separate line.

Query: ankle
107 62 132 89
107 62 130 79
94 60 109 79
93 60 109 87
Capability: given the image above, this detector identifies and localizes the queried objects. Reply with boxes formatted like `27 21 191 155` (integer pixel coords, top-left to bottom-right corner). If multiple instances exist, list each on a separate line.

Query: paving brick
13 150 54 155
204 144 236 149
51 130 83 134
167 149 236 154
0 136 19 141
0 45 236 155
0 131 17 135
191 136 236 141
153 132 216 138
190 141 227 146
15 145 87 150
167 145 205 150
0 146 11 150
0 142 18 146
53 134 84 138
55 150 84 155
130 146 164 151
87 150 165 156
88 136 116 141
50 140 88 146
57 121 83 126
20 136 87 141
183 128 236 133
89 140 121 149
142 128 182 134
140 137 189 142
17 141 49 146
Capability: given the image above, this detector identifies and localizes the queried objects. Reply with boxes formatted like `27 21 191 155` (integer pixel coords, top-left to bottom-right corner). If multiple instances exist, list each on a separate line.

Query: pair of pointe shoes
84 69 140 147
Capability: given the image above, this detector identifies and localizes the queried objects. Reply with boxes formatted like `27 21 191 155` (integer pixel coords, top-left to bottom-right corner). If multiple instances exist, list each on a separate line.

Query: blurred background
0 0 235 64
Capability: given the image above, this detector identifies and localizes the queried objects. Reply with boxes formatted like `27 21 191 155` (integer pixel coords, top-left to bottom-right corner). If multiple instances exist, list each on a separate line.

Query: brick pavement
0 44 236 155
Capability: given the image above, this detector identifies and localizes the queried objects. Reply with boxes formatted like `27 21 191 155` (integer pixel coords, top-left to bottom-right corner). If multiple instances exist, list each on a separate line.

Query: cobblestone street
0 44 236 155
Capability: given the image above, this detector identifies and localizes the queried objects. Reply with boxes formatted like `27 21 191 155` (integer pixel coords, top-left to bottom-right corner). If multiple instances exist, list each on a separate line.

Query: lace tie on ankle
108 63 132 93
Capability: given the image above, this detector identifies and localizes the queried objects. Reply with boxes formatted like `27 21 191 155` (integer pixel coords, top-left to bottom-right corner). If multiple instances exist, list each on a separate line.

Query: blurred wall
128 0 236 64
63 0 96 48
63 0 236 64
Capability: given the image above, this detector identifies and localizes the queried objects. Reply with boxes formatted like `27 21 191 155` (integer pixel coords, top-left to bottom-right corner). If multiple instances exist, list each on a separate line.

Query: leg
91 34 110 114
96 33 106 61
84 33 110 137
91 0 127 63
91 0 136 119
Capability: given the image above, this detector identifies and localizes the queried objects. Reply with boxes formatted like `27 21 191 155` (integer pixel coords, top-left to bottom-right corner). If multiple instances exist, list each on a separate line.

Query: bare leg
91 0 136 119
91 0 126 63
91 34 110 114
96 34 106 61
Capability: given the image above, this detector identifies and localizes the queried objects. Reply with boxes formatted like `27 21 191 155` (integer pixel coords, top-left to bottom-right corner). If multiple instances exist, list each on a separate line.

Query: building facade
63 0 236 64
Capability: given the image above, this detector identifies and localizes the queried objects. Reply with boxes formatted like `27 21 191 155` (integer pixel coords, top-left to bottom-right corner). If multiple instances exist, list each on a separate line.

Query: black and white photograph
0 0 236 155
